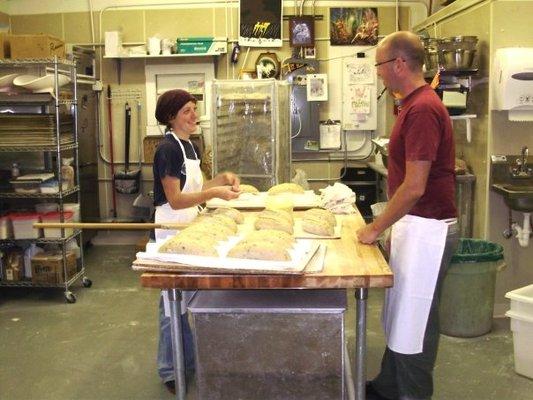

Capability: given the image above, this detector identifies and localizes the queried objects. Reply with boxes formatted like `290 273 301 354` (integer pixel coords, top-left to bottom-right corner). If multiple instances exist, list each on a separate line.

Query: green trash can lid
451 238 504 263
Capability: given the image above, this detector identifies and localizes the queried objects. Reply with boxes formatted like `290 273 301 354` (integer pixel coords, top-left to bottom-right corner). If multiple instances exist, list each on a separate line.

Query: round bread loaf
239 183 260 194
267 182 305 195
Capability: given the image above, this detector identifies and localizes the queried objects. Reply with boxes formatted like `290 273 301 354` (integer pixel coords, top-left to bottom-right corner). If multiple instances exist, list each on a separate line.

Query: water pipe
512 212 531 247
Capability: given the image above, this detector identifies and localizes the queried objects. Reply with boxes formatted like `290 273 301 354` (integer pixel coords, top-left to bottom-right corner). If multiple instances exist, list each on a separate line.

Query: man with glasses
357 31 458 400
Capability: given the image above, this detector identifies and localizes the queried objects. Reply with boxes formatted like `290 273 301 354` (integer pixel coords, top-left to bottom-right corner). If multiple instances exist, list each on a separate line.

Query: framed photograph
306 73 328 101
239 69 257 80
289 15 315 47
239 0 283 47
304 46 316 59
330 8 379 46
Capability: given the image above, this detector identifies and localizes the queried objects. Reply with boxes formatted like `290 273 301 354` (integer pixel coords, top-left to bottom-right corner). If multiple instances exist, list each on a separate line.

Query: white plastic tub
40 211 73 238
506 284 533 317
505 310 533 379
9 212 41 239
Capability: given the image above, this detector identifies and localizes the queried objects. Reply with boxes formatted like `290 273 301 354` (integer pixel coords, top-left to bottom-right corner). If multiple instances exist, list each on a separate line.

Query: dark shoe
366 381 393 400
164 380 175 395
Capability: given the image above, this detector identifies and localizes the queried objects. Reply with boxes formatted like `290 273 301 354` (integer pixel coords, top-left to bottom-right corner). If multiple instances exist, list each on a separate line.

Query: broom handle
34 222 190 230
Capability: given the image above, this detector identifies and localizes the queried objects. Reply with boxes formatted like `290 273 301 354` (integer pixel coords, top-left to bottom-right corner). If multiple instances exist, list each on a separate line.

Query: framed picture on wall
289 15 315 47
330 7 379 46
239 0 283 47
304 47 316 59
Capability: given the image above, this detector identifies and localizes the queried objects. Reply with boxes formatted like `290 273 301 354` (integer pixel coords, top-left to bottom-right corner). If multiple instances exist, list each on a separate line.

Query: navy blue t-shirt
152 134 201 207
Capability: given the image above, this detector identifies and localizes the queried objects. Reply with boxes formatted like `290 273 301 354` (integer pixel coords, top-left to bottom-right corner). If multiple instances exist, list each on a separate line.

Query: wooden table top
137 211 393 290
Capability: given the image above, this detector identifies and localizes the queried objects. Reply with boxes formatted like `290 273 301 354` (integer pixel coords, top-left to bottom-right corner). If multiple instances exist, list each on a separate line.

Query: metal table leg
167 288 186 400
355 288 368 400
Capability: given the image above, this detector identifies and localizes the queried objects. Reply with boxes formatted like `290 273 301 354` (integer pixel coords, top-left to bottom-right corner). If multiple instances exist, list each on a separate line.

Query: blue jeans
157 295 195 383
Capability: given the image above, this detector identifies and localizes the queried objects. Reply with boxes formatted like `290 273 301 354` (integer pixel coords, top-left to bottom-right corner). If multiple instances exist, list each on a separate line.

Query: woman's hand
209 186 240 201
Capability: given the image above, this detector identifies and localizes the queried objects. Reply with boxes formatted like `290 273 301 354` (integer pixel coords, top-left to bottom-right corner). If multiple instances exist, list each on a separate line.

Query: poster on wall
330 8 379 46
239 0 283 47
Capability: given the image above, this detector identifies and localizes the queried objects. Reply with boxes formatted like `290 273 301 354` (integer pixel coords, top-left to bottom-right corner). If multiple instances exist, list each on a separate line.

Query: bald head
379 31 425 72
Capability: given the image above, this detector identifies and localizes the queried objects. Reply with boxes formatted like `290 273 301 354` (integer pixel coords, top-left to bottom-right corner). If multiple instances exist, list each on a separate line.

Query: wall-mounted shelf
451 114 476 143
104 51 226 59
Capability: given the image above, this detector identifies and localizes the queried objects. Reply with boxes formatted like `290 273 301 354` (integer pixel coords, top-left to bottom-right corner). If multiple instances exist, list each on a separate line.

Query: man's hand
356 222 381 244
223 172 240 191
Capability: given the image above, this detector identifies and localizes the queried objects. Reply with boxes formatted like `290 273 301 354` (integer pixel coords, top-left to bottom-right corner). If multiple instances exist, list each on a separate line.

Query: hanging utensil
114 102 141 194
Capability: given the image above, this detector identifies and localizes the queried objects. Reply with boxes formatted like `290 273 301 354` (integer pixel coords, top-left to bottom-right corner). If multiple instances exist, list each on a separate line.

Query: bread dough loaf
212 207 244 224
255 209 294 234
303 208 337 226
159 234 218 256
301 217 335 237
246 229 295 244
227 241 291 261
267 182 305 195
239 184 260 194
193 213 238 234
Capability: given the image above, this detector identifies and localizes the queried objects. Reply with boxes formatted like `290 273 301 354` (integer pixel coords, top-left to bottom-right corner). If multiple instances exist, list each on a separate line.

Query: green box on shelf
177 37 214 54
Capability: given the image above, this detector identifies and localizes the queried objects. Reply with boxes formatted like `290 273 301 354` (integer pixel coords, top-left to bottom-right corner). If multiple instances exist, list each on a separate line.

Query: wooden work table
134 211 393 400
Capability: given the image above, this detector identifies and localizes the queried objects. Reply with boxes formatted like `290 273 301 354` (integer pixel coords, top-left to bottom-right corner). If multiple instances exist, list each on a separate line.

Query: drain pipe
512 212 531 247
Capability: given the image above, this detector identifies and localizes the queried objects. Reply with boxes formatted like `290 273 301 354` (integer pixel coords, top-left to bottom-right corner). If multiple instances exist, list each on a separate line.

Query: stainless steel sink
492 183 533 212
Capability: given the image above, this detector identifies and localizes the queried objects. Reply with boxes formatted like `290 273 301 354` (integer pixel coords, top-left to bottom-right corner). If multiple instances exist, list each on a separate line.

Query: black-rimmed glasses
374 57 398 67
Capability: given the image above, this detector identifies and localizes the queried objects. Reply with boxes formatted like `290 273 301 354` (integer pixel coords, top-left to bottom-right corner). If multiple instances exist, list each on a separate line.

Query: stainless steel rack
0 57 90 303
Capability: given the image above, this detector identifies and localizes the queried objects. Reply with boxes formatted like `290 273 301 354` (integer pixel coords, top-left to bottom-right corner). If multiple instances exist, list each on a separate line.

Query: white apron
156 133 202 316
382 214 455 354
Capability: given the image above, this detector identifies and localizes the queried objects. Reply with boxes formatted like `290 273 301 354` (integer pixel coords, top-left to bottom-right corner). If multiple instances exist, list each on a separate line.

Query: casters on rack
65 291 77 303
82 277 92 288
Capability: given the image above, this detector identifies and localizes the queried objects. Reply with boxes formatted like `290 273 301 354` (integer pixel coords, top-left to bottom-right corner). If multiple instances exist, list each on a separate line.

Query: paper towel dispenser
492 47 533 121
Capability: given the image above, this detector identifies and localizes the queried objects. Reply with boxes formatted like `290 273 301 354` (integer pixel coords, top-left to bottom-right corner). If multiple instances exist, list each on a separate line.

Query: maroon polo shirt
387 84 457 220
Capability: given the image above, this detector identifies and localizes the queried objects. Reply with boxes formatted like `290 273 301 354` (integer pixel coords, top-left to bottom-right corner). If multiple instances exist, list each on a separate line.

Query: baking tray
134 237 320 274
206 190 320 209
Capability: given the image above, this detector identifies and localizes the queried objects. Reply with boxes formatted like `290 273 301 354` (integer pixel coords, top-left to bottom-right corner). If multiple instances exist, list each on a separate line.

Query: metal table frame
165 287 368 400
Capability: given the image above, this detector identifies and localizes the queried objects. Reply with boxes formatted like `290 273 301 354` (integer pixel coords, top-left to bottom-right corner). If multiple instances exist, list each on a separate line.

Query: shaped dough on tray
303 208 337 226
227 241 291 261
267 182 305 195
246 229 295 244
159 234 218 257
254 209 294 234
238 183 260 194
212 207 244 224
301 217 335 237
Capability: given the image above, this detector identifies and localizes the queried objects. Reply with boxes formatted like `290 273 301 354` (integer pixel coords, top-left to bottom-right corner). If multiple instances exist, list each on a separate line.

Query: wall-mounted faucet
511 146 532 178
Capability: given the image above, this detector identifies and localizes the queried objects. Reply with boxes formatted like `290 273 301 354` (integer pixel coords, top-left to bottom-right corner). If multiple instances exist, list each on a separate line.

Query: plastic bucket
439 238 505 338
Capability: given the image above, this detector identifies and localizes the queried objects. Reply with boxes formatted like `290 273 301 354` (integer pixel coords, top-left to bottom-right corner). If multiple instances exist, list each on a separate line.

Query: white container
10 213 41 239
35 203 58 214
0 215 12 239
40 211 73 238
506 284 533 316
505 310 533 379
63 203 80 222
105 31 123 57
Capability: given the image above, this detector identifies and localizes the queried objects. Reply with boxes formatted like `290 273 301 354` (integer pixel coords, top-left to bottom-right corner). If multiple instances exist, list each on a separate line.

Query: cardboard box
0 33 10 59
10 34 65 59
176 37 214 54
31 251 76 284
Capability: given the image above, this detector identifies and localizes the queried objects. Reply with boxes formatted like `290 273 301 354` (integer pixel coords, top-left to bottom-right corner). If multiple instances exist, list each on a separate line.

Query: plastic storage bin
506 285 533 379
63 203 80 222
0 214 12 239
35 203 58 214
9 212 41 239
439 238 505 337
40 211 73 238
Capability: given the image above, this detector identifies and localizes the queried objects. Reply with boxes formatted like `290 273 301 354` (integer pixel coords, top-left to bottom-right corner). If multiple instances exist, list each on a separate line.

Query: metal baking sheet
206 190 320 209
135 237 320 274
